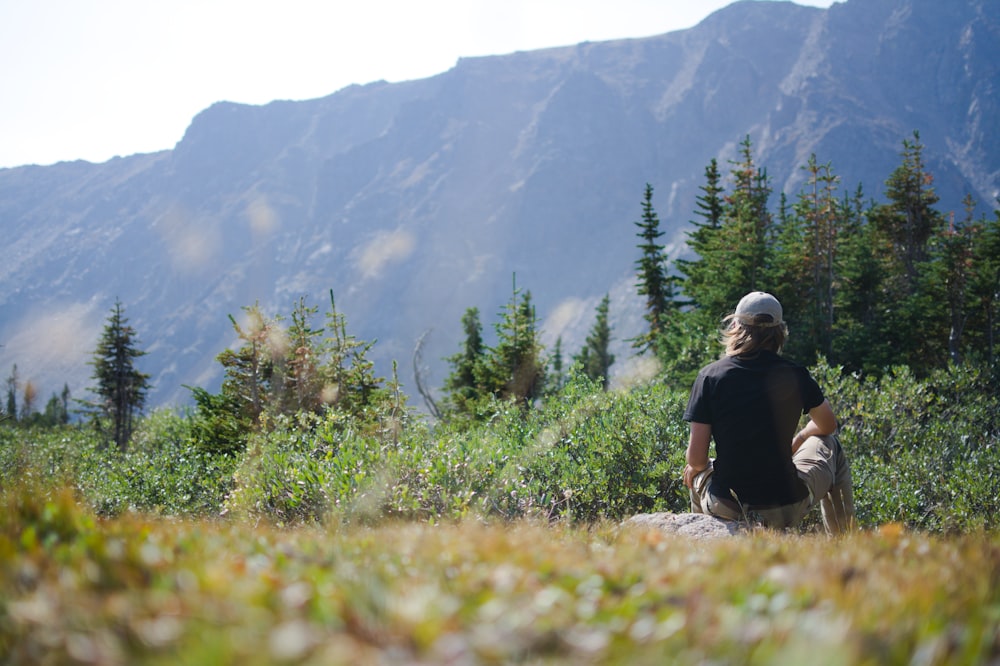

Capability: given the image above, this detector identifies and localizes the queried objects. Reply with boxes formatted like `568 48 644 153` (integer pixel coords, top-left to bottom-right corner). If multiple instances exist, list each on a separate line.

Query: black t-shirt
683 351 824 506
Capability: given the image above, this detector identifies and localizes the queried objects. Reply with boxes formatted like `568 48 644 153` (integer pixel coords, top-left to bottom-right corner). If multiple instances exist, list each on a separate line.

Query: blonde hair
721 313 787 356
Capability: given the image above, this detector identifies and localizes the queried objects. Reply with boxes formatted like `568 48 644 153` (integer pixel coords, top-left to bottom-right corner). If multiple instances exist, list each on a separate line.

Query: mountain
1 0 997 410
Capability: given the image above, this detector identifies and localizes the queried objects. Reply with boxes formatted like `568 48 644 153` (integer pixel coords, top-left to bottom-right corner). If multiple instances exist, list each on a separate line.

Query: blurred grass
2 485 998 665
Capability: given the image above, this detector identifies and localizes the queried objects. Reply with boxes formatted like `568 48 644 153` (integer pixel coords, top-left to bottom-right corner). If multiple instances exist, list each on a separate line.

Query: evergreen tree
88 299 151 451
868 132 948 369
61 383 71 424
725 136 774 294
870 132 942 295
833 185 893 372
217 303 277 428
317 290 384 415
632 184 676 353
277 296 323 414
443 307 485 412
675 158 725 331
970 205 1000 364
633 184 667 345
547 336 566 395
677 137 773 328
772 156 841 363
479 279 546 407
574 294 615 390
43 392 67 426
5 364 18 424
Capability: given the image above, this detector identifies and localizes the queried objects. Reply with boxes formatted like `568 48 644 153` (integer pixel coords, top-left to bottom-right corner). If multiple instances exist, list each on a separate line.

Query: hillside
0 0 997 408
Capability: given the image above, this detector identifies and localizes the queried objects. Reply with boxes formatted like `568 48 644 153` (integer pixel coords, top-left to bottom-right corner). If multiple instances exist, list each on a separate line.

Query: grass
2 487 999 665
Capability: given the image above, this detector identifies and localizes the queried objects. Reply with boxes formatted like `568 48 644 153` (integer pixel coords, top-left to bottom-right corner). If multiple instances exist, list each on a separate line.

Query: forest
2 132 999 664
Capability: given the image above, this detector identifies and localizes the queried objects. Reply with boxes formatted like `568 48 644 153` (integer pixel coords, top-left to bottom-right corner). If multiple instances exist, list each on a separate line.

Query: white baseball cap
734 291 783 327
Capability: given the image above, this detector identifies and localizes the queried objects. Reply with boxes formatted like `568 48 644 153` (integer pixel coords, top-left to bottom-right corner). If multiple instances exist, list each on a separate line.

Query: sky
0 0 836 169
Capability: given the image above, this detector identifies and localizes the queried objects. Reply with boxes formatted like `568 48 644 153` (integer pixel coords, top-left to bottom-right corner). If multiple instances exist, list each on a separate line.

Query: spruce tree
278 296 323 414
968 205 1000 364
443 307 485 412
88 299 150 451
834 184 893 372
312 291 385 417
5 364 18 424
632 184 673 353
574 294 615 390
868 133 948 369
773 156 841 363
547 336 566 395
479 279 546 407
676 138 773 329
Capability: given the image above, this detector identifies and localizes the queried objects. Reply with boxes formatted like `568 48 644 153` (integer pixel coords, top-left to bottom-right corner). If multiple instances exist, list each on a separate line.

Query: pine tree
870 132 942 295
88 299 151 450
217 303 278 428
833 184 893 372
868 132 948 370
443 307 485 412
974 205 1000 364
676 138 773 328
547 336 566 395
632 184 674 353
772 156 841 363
60 383 71 424
574 294 615 390
5 364 18 423
479 278 546 407
278 296 323 414
317 290 383 414
676 159 725 317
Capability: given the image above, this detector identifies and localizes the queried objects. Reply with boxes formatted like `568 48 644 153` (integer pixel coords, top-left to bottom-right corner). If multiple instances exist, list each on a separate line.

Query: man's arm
791 399 838 453
684 421 712 488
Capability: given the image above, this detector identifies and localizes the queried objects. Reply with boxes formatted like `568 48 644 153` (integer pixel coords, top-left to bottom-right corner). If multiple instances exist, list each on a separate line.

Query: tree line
5 130 997 451
440 131 999 415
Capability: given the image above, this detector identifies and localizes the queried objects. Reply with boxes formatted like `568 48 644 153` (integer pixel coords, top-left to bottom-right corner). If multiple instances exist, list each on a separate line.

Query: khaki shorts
690 434 853 532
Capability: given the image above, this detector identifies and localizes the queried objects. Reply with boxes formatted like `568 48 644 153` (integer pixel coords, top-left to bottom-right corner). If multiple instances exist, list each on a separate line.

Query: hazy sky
0 0 836 169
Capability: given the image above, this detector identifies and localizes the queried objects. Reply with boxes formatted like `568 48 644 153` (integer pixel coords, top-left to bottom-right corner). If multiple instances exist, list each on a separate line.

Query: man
683 291 855 533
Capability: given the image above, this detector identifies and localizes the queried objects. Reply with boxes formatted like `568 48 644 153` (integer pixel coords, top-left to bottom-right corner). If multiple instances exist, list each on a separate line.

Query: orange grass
2 487 998 665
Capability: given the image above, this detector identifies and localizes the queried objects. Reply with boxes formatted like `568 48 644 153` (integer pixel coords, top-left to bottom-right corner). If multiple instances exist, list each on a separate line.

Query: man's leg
820 438 856 534
688 462 745 521
794 434 856 534
688 463 713 514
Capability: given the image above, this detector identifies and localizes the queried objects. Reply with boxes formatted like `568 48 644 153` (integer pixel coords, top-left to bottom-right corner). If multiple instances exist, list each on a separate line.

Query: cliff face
0 0 996 407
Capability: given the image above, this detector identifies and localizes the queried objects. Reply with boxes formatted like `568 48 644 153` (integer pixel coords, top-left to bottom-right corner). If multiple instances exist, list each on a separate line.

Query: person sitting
682 291 855 533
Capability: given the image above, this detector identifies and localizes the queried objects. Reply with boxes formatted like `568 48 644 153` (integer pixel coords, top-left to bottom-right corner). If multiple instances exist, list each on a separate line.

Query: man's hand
683 463 707 489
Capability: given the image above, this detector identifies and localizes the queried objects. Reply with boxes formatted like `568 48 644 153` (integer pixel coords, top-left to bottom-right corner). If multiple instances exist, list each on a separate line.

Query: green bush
3 358 997 532
812 359 1000 531
0 411 235 518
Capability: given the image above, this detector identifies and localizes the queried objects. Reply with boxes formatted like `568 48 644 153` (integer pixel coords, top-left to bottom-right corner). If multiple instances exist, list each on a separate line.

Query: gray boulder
623 512 744 539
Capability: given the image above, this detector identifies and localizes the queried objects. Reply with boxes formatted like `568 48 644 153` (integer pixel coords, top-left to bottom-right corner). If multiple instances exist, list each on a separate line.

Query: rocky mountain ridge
1 0 997 409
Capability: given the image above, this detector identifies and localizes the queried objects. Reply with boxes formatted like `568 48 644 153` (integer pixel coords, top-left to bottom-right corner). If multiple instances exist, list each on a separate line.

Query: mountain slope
0 0 996 409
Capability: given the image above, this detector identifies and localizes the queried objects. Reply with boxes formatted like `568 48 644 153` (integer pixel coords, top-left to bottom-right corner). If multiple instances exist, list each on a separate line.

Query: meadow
2 361 999 664
2 486 999 665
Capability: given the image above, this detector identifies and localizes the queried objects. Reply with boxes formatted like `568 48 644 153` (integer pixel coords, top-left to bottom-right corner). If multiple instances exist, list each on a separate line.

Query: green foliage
0 413 235 518
442 280 548 419
190 292 390 454
85 299 151 450
632 183 678 353
574 293 615 390
664 132 1000 378
810 359 1000 531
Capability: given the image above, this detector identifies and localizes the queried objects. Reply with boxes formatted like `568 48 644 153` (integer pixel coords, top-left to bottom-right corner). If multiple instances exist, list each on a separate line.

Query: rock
623 512 744 539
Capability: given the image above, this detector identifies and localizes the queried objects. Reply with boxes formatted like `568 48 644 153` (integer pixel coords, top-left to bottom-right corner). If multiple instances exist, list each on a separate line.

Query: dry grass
2 487 999 665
